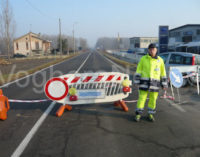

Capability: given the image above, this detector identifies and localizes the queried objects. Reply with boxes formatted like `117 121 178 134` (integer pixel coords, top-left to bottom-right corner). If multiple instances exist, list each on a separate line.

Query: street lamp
73 22 78 54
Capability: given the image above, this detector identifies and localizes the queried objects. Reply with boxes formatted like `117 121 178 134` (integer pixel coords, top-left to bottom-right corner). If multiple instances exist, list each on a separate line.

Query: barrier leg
114 101 120 107
56 105 66 117
56 104 72 117
65 104 72 111
119 100 129 112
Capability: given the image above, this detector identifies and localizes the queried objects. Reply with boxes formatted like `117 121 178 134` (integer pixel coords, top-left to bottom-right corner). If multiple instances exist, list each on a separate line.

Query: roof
31 36 51 43
14 32 51 43
169 24 200 32
130 37 158 39
159 51 195 56
176 41 200 47
14 32 38 41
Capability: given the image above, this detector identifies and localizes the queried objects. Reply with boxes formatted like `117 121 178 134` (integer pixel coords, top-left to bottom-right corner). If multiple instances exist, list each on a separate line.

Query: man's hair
148 43 156 49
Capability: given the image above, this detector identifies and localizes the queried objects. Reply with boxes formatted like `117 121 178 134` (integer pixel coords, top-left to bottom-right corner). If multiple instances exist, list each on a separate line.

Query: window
197 29 200 35
159 54 169 63
187 46 199 54
170 32 180 37
182 36 192 42
26 42 29 50
183 31 193 36
35 41 39 49
169 54 192 65
135 43 139 48
184 56 192 65
169 54 184 64
16 42 19 50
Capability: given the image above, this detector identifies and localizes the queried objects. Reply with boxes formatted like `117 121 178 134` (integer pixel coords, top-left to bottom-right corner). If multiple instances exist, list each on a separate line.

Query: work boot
148 114 155 122
135 114 141 122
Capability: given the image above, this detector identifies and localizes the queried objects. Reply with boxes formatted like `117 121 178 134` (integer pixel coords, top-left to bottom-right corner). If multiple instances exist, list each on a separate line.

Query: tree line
41 34 88 54
0 0 88 58
95 37 130 50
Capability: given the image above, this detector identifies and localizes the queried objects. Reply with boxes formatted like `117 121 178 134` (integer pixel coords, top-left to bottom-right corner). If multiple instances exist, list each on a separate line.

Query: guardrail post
197 66 199 95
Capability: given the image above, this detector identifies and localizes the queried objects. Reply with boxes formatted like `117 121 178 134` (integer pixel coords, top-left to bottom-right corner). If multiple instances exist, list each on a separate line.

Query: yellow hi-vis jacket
134 54 168 92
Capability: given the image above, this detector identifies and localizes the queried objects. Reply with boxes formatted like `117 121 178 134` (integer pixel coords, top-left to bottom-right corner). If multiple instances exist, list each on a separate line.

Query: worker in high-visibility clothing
0 89 10 120
134 43 168 122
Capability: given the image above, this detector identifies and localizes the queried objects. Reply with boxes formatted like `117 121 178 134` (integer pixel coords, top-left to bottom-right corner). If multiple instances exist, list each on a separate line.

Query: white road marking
163 98 186 112
0 53 84 88
11 101 56 157
11 52 91 157
75 52 91 74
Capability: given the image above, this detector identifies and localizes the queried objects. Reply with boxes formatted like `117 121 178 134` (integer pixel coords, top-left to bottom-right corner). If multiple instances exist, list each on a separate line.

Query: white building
130 37 158 49
13 32 51 56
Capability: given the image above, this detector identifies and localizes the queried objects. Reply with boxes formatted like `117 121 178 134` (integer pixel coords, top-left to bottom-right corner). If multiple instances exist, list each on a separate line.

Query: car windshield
159 54 169 63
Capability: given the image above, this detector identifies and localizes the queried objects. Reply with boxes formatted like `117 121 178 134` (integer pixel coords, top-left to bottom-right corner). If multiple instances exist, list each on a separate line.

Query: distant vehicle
127 49 134 53
159 52 200 86
13 53 27 58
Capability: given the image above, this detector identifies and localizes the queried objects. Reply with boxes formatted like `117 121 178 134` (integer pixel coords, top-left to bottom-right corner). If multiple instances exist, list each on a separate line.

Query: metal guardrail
109 52 142 64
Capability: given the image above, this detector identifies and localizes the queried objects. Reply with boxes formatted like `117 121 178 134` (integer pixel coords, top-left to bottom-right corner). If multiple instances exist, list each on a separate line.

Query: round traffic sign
169 68 183 88
45 78 68 101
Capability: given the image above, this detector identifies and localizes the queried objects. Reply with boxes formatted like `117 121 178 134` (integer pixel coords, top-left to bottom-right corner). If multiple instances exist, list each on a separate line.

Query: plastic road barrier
44 72 132 116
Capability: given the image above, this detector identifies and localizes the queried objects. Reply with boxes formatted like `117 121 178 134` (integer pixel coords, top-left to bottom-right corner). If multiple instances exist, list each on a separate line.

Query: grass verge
0 54 79 86
102 52 136 68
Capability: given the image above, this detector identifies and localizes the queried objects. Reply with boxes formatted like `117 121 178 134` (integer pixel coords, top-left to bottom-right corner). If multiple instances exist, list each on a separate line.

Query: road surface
1 51 200 157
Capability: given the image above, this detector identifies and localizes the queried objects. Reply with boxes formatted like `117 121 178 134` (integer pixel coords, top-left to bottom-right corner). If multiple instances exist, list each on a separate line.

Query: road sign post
169 68 183 103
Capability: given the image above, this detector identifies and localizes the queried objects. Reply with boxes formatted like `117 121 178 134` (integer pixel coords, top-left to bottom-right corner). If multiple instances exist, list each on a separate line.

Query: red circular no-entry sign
45 78 68 101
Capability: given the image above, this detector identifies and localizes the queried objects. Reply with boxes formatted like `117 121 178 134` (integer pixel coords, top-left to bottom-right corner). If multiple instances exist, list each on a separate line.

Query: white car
159 52 200 86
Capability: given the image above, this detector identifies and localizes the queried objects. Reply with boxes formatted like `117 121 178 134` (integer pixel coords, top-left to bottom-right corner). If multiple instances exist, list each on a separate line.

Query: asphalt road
1 51 200 157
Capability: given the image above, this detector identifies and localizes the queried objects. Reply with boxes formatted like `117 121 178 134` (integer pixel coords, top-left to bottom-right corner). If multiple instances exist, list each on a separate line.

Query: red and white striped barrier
63 74 122 84
44 72 132 105
9 99 49 103
183 72 196 78
160 91 175 101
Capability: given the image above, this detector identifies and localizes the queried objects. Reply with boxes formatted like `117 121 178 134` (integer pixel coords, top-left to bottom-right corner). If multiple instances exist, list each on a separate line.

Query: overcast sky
10 0 200 47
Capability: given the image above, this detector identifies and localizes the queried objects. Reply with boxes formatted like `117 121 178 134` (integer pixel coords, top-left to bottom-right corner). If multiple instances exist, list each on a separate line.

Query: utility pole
73 24 75 54
73 22 78 54
118 32 120 52
67 38 69 55
5 0 10 61
59 18 62 56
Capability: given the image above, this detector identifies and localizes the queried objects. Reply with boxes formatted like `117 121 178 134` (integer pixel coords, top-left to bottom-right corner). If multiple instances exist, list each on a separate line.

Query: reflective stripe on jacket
134 54 168 92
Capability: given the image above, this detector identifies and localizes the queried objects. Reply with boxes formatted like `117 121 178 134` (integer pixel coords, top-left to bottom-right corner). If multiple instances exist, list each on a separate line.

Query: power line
25 0 57 20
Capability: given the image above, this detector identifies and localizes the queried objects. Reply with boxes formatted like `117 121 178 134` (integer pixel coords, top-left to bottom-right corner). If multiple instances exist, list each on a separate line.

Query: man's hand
163 88 167 91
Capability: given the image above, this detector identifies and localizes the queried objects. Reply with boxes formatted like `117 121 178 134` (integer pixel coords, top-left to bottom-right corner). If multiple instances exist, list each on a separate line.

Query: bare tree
95 37 130 50
41 34 88 54
79 37 88 51
0 0 16 60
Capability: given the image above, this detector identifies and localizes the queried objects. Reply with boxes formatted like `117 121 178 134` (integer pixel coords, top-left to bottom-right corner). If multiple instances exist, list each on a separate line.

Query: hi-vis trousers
135 90 158 114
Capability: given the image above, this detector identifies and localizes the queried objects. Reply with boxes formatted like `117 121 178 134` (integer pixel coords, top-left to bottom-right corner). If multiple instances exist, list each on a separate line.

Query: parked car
13 53 27 58
159 52 200 86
